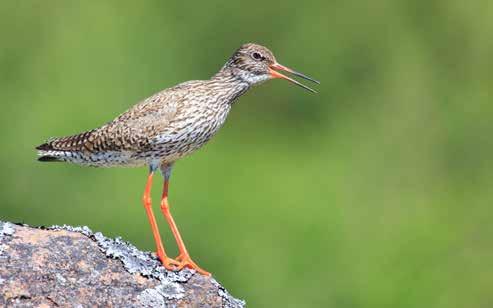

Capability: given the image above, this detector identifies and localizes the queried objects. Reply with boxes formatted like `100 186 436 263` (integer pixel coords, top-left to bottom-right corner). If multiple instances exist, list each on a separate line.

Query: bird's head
221 43 319 92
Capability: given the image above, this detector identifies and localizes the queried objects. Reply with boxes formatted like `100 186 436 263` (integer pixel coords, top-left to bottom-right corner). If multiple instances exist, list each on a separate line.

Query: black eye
252 52 263 61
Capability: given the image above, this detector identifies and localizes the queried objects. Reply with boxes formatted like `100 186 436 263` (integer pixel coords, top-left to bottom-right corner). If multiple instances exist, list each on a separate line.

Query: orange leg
160 164 210 276
142 171 179 270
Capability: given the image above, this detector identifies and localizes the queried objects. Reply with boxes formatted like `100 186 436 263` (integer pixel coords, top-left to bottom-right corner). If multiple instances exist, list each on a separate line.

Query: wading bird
36 43 319 275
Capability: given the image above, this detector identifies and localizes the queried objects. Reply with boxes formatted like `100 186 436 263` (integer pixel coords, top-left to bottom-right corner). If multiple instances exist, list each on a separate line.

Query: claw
174 254 210 276
157 254 181 270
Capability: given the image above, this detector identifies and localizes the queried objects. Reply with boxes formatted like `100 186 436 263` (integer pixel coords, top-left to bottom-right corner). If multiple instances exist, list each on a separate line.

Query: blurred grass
1 1 492 307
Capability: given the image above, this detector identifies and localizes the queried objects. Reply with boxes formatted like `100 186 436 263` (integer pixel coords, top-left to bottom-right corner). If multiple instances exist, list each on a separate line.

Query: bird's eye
252 52 263 61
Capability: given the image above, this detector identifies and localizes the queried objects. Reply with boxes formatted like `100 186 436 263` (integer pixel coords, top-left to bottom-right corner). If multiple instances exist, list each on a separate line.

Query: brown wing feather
37 86 187 153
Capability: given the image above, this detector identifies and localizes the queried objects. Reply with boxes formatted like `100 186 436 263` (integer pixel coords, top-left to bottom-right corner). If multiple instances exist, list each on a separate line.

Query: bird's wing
37 87 188 153
96 91 184 151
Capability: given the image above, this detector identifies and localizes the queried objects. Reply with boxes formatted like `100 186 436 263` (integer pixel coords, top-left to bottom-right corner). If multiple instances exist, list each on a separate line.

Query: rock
0 221 244 307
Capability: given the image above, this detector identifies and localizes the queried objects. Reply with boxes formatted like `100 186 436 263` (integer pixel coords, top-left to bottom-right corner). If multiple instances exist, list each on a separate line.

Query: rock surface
0 221 244 307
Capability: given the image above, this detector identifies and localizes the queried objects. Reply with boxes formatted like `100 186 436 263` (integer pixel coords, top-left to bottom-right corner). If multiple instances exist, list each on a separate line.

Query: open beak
269 63 320 93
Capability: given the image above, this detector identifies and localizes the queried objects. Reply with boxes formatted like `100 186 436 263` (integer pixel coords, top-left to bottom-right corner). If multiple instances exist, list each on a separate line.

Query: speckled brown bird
36 43 319 276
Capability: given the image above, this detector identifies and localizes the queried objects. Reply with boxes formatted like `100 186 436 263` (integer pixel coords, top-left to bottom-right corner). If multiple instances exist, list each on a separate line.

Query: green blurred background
1 1 492 307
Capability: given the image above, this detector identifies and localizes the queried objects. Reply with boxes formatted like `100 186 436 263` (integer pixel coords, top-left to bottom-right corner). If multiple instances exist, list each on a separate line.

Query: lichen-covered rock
0 221 244 307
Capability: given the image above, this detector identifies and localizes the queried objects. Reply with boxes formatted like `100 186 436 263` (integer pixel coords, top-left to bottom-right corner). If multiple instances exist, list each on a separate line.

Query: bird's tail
36 130 95 163
36 142 75 163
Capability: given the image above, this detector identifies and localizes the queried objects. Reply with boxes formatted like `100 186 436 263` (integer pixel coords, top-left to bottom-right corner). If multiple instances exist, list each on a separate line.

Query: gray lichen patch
213 278 247 308
138 280 185 306
137 287 166 307
0 222 15 259
0 221 15 238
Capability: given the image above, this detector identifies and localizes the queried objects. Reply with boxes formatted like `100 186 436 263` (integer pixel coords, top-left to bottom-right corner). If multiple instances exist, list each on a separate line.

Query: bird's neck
209 68 251 105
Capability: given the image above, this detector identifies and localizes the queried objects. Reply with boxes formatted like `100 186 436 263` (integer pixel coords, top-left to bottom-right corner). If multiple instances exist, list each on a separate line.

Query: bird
36 43 319 276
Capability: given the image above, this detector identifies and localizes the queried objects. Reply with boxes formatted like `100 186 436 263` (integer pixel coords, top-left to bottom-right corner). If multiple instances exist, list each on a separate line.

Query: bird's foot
174 253 210 276
156 252 181 271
